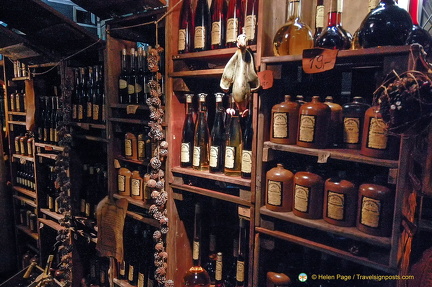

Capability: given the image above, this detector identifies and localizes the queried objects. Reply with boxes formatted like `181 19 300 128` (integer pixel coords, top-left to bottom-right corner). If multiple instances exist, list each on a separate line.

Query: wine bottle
215 252 225 287
86 66 94 122
125 131 138 160
193 93 210 171
43 97 51 143
225 96 242 176
351 0 380 49
128 223 140 285
273 0 314 56
358 0 412 48
270 95 300 145
136 48 145 104
210 93 226 173
324 96 342 147
9 90 16 112
181 94 195 168
315 0 351 49
127 48 136 104
194 0 211 51
406 0 432 54
118 167 132 196
119 48 129 104
49 94 57 144
92 65 104 123
78 67 87 122
241 104 253 179
225 238 239 287
131 170 144 200
313 0 325 43
183 203 211 286
236 219 248 287
342 96 370 150
226 0 244 48
178 0 194 54
245 0 259 45
204 233 217 284
211 0 227 50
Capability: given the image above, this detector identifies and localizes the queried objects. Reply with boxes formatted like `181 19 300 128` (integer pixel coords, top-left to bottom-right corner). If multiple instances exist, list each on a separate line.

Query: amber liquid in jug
270 95 299 145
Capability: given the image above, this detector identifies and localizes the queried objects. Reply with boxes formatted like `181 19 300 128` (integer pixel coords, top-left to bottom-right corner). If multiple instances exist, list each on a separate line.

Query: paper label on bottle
87 102 92 118
131 178 142 196
367 117 388 150
241 150 252 173
226 18 239 43
78 104 84 120
50 128 55 143
48 195 54 210
193 146 201 167
225 146 236 169
215 259 223 280
194 26 206 49
209 145 220 168
178 29 186 51
181 142 191 163
294 184 310 213
128 83 135 95
343 117 360 144
16 96 21 111
138 272 145 287
125 139 132 156
273 112 289 138
14 140 20 153
337 0 343 12
236 260 245 282
138 140 145 159
43 128 49 142
119 261 126 276
360 196 381 228
193 240 200 260
85 202 90 217
118 174 126 192
119 79 127 90
80 198 86 213
135 82 143 93
298 115 316 143
245 14 257 41
316 5 325 28
93 105 100 121
267 180 282 206
128 264 134 281
211 21 222 45
54 130 59 143
327 191 345 221
20 141 26 155
27 142 33 156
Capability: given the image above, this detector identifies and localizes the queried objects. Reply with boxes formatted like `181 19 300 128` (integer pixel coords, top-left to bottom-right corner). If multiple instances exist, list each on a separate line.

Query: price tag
317 151 331 163
44 145 53 151
257 70 274 90
113 159 121 169
127 105 139 114
302 48 338 74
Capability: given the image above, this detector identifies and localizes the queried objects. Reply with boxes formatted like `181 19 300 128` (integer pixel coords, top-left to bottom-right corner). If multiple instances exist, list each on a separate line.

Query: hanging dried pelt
220 33 260 114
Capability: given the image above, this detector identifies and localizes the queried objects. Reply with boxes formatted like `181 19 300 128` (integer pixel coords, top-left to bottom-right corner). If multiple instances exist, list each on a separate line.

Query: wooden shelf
116 156 149 166
38 217 63 231
171 166 251 188
36 153 58 160
110 103 149 110
126 211 159 228
40 208 63 222
34 142 65 152
8 120 26 126
263 141 399 168
13 186 36 199
13 194 37 208
69 121 107 130
109 117 149 125
12 76 31 81
171 182 252 207
256 227 396 274
8 111 26 116
113 194 152 210
172 45 257 61
169 68 225 78
260 207 391 248
12 154 35 162
73 134 108 143
16 225 39 240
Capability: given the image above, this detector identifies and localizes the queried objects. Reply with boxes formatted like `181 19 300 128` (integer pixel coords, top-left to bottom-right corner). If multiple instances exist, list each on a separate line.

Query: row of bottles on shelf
273 0 430 55
79 163 107 219
123 127 156 162
71 65 106 124
270 95 399 159
184 203 249 287
9 90 26 112
118 219 156 287
15 160 35 191
18 204 37 233
265 163 393 237
118 46 157 105
81 255 109 287
13 60 29 78
14 132 34 157
45 165 60 214
117 165 163 201
178 0 258 53
36 88 63 145
181 93 253 178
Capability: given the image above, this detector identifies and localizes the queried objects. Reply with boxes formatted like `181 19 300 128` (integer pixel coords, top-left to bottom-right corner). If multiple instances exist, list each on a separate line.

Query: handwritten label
257 70 274 90
302 48 338 74
126 105 139 114
317 151 331 163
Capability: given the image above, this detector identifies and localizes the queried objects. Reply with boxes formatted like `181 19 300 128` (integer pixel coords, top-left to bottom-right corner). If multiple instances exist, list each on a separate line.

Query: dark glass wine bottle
118 48 129 104
92 65 103 123
313 0 325 42
315 0 351 49
210 93 226 173
226 0 244 48
78 67 87 122
193 93 210 171
127 48 136 104
358 0 412 48
178 0 194 54
181 94 195 168
210 0 227 50
225 96 242 176
86 66 94 122
406 0 432 54
241 104 253 179
245 0 259 45
194 0 211 51
236 219 248 287
351 0 380 49
183 203 211 286
215 252 225 287
136 48 145 104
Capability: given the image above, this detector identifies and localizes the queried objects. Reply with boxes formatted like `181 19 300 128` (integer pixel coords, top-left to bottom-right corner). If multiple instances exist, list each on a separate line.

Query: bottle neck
328 0 343 26
287 0 301 21
409 0 419 25
381 0 397 4
315 0 325 29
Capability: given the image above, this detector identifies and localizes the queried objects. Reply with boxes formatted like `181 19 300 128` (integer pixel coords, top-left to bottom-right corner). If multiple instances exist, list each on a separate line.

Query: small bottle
214 252 225 287
178 0 194 53
245 0 259 45
293 168 324 219
26 136 34 157
323 171 357 227
10 91 16 112
357 179 394 237
342 96 370 150
270 95 299 145
210 93 226 173
118 167 132 196
20 133 29 156
225 96 242 176
210 0 227 50
273 0 313 56
194 0 211 51
313 0 325 43
324 96 342 147
181 94 195 168
265 164 294 212
297 96 330 149
236 219 248 287
15 134 22 154
130 170 144 200
125 131 138 160
119 48 129 104
406 0 432 55
193 93 210 171
226 0 244 48
137 131 146 161
241 104 253 179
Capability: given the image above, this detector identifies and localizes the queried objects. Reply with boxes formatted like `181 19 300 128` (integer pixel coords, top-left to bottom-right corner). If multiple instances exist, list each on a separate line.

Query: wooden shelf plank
256 227 396 274
113 194 152 210
36 153 58 160
260 207 391 248
38 217 63 231
110 103 149 110
171 166 251 187
109 118 149 125
12 154 35 162
40 208 63 222
34 142 65 152
115 156 149 166
69 121 107 130
261 45 412 64
12 186 36 199
8 111 26 116
13 194 37 207
126 211 159 228
169 69 225 78
172 46 257 61
73 134 108 143
16 225 39 240
12 76 31 81
8 120 26 126
171 183 252 207
263 141 399 168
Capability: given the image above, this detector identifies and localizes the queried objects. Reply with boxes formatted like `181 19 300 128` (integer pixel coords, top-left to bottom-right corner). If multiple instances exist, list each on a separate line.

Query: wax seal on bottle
270 95 300 145
265 164 294 212
293 167 324 219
